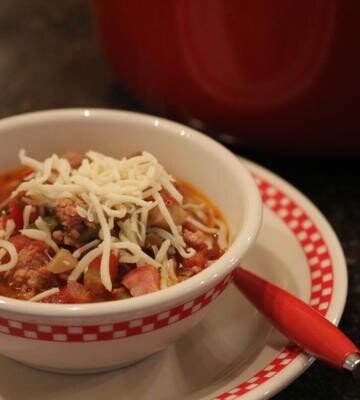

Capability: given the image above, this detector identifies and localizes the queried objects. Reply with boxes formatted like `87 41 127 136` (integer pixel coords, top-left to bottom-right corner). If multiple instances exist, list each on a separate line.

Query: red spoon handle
234 268 358 368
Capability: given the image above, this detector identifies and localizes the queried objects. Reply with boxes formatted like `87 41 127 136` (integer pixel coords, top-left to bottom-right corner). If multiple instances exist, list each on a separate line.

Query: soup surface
0 150 228 303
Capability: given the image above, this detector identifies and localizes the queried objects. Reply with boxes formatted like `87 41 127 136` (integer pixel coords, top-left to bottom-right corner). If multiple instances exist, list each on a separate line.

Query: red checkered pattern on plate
214 174 334 399
0 273 233 342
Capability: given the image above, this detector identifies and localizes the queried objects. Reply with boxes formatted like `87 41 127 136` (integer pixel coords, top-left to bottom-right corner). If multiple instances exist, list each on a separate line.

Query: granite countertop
0 1 359 399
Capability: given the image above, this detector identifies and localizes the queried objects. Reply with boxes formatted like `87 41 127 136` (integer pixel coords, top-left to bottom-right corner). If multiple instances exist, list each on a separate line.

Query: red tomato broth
0 162 228 303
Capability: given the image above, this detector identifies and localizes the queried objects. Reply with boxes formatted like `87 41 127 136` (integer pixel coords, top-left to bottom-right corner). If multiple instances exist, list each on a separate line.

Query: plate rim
212 157 348 400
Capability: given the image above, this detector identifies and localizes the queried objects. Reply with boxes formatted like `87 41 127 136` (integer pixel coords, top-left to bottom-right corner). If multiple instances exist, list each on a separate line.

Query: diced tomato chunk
44 282 91 304
8 200 23 230
89 252 118 281
4 199 39 231
84 268 105 296
182 250 207 269
122 265 160 297
84 252 119 296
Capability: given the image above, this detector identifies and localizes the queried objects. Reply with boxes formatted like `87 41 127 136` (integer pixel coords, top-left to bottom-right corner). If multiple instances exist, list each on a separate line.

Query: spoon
234 268 360 378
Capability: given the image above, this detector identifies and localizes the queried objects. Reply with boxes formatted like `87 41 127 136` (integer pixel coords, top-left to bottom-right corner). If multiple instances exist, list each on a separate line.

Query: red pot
93 0 360 155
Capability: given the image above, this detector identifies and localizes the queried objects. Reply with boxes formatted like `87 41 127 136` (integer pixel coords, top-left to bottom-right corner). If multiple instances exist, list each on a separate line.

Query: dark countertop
0 1 359 399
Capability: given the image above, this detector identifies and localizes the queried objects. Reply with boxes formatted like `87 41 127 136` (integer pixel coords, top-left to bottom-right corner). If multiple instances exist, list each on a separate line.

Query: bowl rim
0 108 262 318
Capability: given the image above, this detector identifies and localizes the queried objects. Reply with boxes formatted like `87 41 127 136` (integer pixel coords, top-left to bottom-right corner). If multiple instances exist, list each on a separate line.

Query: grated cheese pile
0 150 228 296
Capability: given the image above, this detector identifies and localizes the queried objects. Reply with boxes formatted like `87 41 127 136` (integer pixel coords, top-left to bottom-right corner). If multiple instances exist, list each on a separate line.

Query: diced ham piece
122 265 160 297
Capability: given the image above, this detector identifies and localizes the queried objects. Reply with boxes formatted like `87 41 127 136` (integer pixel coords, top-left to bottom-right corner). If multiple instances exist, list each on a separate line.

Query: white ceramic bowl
0 109 262 373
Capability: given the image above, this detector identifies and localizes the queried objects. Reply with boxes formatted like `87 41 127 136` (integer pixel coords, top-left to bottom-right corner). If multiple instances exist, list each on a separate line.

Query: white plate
0 158 347 400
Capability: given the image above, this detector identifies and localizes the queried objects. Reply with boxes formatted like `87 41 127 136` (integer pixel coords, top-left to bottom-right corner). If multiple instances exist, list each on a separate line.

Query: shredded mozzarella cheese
0 240 18 272
159 176 183 204
167 259 178 284
19 149 43 171
89 193 112 291
186 216 219 234
149 228 196 258
183 202 205 210
72 239 101 259
214 218 228 250
156 239 171 263
19 226 58 253
160 254 169 290
0 248 6 261
34 216 59 252
111 242 161 268
22 205 33 229
4 219 16 240
29 287 59 302
11 149 228 292
153 192 185 247
68 244 105 281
